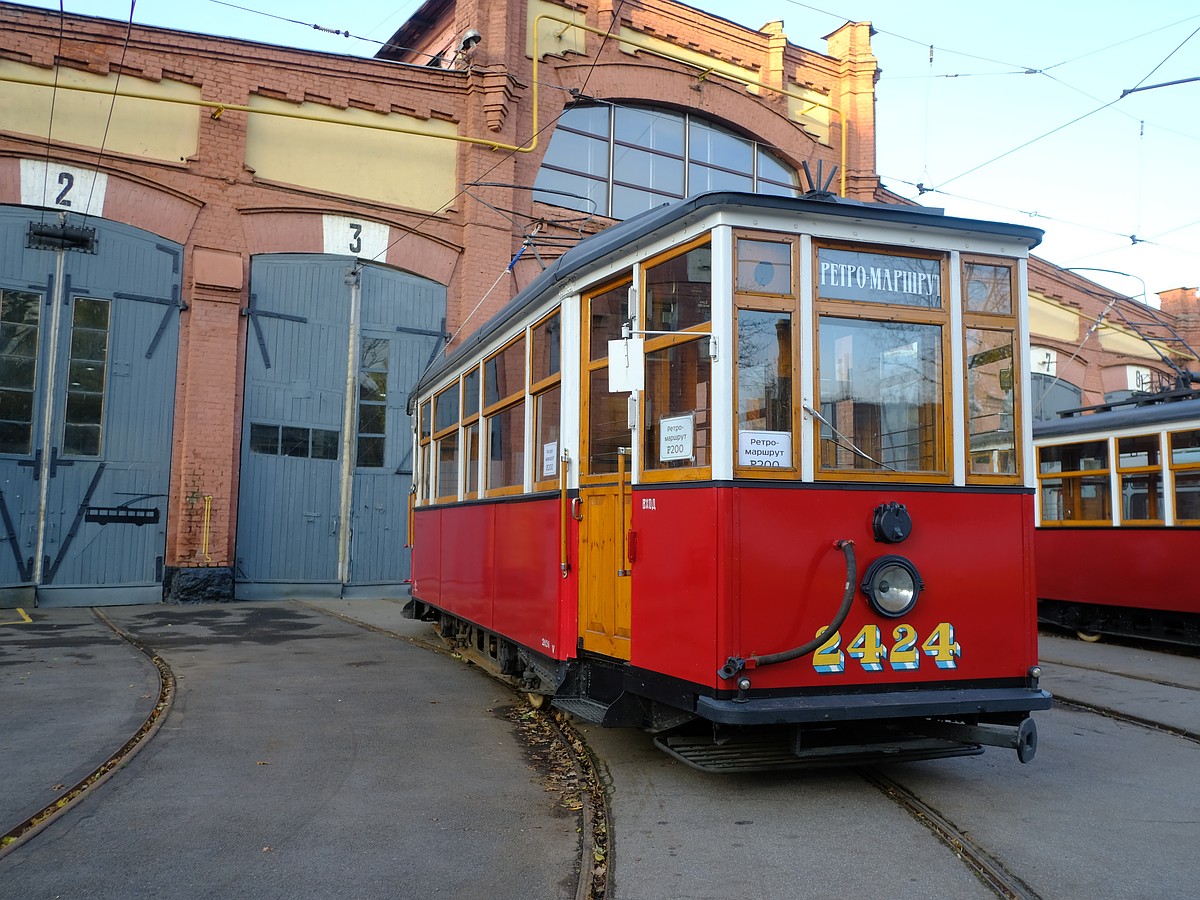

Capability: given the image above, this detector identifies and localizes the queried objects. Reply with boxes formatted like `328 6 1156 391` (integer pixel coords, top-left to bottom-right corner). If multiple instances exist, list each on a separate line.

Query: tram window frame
531 310 562 492
812 241 951 484
640 236 714 482
417 399 432 505
482 333 527 497
1168 428 1200 524
733 231 799 479
962 255 1022 484
462 366 481 499
581 273 633 483
1036 439 1112 525
1117 432 1165 524
432 381 461 503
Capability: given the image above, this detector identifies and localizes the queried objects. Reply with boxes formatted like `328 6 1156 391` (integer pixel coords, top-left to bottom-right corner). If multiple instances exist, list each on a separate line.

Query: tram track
305 601 610 900
0 608 175 859
858 767 1042 900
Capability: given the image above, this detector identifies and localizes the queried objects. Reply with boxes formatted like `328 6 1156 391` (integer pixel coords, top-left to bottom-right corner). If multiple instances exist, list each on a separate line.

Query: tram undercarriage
408 601 1042 772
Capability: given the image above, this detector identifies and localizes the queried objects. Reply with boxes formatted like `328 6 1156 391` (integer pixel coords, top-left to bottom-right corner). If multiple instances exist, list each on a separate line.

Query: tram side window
963 257 1020 481
1037 441 1111 523
531 311 562 490
642 239 712 475
433 382 460 502
584 278 631 476
1169 429 1200 522
484 335 526 494
1118 434 1163 523
814 244 948 479
462 367 481 498
736 309 793 470
734 234 797 475
418 400 432 503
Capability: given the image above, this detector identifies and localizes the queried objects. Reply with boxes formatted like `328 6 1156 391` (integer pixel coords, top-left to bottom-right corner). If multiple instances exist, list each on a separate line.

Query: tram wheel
1076 630 1103 643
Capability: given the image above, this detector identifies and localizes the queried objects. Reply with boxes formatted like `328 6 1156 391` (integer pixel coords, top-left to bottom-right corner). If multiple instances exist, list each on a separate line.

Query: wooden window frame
1116 432 1165 525
962 255 1022 484
1169 428 1200 525
732 231 800 480
417 399 432 505
482 333 528 497
461 366 481 499
581 273 633 485
432 381 461 504
531 309 563 492
812 241 952 484
639 235 714 484
1036 439 1113 526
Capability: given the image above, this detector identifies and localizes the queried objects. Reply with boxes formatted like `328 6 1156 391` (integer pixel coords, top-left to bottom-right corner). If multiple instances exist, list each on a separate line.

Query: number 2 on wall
55 171 74 207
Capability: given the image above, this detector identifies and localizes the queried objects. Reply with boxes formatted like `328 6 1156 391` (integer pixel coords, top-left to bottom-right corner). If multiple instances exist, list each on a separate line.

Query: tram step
654 732 982 773
551 697 611 725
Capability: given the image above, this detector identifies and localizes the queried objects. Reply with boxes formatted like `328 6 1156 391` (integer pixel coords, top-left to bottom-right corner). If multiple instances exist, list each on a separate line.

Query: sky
13 0 1200 302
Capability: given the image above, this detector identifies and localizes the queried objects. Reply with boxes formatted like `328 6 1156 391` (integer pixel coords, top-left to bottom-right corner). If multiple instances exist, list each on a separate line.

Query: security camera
459 30 482 52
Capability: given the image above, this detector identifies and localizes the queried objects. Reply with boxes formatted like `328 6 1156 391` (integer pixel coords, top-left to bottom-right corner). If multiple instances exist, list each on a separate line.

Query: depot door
234 255 444 599
577 277 632 659
0 208 182 607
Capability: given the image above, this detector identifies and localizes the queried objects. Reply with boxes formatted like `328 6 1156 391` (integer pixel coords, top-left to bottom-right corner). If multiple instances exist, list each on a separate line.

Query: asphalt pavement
2 601 1198 900
0 600 580 899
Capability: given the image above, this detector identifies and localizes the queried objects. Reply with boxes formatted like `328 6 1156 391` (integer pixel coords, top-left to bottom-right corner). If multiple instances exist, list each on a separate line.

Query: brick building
0 0 1194 606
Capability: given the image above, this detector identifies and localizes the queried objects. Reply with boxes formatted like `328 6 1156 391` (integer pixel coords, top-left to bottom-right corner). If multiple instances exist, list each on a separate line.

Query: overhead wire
82 0 137 220
37 1 68 223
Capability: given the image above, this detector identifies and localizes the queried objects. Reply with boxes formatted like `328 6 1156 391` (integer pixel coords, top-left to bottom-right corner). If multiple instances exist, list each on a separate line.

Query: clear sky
13 0 1200 301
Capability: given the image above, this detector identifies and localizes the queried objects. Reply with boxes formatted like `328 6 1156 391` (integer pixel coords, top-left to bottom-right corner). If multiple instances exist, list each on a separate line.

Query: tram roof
414 190 1044 397
1033 392 1200 440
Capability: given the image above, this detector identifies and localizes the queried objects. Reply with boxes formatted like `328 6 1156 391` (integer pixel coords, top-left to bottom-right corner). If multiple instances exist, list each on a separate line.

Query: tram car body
408 191 1050 771
1033 392 1200 646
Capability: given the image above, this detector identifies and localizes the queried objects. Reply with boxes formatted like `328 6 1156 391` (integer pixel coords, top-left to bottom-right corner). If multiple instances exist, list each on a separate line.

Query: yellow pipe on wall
3 16 849 187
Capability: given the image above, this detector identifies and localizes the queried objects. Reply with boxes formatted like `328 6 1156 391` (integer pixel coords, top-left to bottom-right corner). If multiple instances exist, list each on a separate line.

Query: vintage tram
1034 390 1200 646
407 191 1051 771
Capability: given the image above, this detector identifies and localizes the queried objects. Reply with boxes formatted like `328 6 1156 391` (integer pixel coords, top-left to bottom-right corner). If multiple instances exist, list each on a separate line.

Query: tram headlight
861 555 923 618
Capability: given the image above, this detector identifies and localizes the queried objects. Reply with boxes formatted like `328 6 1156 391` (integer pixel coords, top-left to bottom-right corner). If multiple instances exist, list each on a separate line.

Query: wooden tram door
578 279 633 660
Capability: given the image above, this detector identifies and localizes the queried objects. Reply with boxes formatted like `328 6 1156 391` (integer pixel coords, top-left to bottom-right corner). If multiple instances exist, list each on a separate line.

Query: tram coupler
718 655 756 680
916 717 1039 763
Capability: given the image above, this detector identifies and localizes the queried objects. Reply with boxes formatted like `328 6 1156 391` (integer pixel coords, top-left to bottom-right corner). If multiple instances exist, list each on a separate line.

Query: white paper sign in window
659 413 694 462
542 441 558 478
739 431 791 467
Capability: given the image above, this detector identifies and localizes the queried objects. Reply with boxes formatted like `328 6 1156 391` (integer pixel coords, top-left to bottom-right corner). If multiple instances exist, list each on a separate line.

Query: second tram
1034 391 1200 646
408 191 1051 771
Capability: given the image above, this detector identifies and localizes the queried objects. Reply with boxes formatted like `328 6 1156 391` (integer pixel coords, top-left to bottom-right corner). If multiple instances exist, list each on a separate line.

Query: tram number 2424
813 622 962 674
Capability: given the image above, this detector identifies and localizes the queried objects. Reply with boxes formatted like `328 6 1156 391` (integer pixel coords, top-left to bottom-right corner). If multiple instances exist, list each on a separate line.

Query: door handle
571 497 583 521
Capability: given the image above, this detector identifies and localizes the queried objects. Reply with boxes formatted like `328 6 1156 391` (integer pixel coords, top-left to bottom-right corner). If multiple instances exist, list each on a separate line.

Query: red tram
1033 391 1200 646
407 191 1051 771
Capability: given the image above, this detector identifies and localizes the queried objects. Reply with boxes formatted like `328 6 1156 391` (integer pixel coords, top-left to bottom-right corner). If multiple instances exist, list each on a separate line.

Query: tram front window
736 309 793 470
817 317 944 474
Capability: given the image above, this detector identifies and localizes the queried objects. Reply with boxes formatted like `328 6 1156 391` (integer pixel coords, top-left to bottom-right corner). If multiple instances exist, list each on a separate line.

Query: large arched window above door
533 104 800 220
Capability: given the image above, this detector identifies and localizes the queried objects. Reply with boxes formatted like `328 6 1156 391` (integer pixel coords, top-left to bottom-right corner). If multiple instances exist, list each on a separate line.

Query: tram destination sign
818 248 942 307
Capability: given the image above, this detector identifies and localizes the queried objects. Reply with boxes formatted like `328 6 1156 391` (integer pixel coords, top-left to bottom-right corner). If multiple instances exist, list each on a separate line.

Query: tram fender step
553 692 644 727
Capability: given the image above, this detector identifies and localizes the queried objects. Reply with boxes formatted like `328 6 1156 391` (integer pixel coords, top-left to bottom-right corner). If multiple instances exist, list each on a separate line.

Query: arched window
533 105 799 219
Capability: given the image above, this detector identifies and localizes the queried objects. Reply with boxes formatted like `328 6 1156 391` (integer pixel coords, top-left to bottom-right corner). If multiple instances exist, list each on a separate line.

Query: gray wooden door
235 255 444 600
0 207 181 607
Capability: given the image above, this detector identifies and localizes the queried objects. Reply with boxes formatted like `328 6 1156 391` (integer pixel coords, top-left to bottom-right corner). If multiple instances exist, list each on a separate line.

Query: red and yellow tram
1034 391 1200 646
408 191 1051 770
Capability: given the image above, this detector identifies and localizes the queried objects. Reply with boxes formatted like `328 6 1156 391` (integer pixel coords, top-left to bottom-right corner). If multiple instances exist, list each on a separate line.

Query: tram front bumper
696 686 1053 726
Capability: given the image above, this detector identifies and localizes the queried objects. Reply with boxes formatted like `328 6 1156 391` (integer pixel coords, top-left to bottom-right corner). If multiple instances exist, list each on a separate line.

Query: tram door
577 279 632 660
